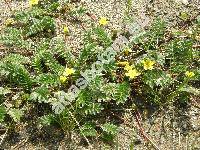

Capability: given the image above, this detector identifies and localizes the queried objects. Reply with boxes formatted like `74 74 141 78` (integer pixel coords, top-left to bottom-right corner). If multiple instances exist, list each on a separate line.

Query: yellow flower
60 76 67 83
124 64 133 71
117 61 129 66
185 71 195 78
99 17 109 26
63 26 69 34
5 18 15 26
29 0 39 7
63 68 75 76
124 48 132 55
125 69 140 79
142 59 155 70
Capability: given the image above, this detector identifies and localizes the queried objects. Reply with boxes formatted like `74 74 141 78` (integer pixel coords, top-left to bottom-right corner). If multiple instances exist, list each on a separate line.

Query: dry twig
0 128 8 148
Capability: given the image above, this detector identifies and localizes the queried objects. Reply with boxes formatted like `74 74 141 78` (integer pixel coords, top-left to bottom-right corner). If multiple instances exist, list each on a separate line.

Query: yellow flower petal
5 18 15 26
142 59 155 70
63 26 69 34
124 64 133 71
125 69 140 79
185 71 195 78
99 17 108 26
60 76 67 83
63 68 75 76
29 0 39 7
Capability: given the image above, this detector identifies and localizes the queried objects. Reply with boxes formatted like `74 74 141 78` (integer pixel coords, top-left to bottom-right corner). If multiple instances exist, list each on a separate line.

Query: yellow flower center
185 71 195 78
124 64 134 71
142 59 155 70
99 17 109 26
125 69 140 79
63 68 75 76
60 76 67 83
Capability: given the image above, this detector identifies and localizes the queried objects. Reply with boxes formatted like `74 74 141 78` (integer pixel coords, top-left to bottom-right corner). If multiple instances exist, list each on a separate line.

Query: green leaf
80 123 97 137
101 82 130 104
35 73 58 86
50 37 75 65
93 27 112 48
0 63 32 91
2 54 30 65
29 86 50 103
84 103 103 115
166 39 193 66
179 86 200 96
143 70 173 88
113 82 131 104
0 27 29 49
8 108 23 122
39 114 54 126
170 64 187 73
77 43 97 68
0 106 6 122
101 123 118 135
27 16 55 36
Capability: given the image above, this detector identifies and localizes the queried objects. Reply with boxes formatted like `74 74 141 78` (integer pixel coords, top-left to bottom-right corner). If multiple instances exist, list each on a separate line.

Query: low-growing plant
0 0 199 146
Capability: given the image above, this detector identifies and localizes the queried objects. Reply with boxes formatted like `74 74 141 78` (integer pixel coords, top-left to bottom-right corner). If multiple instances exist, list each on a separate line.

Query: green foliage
35 73 58 86
134 19 166 49
143 70 173 88
39 114 55 126
29 86 50 103
7 108 24 122
0 27 30 49
101 123 119 141
179 86 200 96
84 26 112 48
0 0 199 145
0 106 6 122
27 16 55 36
80 123 97 137
77 43 97 68
0 62 32 91
76 89 104 115
98 82 131 104
167 39 193 61
101 123 118 135
1 54 30 64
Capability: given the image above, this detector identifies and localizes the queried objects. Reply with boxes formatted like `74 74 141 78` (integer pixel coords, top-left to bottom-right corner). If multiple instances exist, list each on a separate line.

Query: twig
80 22 86 31
86 13 97 21
191 104 200 109
68 110 92 149
108 110 160 150
0 128 8 147
11 138 28 150
178 131 181 149
135 110 161 150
